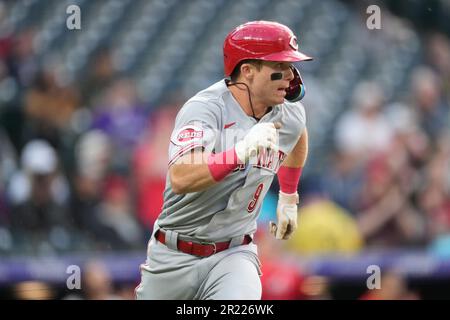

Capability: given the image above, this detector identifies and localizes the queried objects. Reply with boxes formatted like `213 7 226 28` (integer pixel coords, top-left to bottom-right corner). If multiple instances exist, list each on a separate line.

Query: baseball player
136 21 312 300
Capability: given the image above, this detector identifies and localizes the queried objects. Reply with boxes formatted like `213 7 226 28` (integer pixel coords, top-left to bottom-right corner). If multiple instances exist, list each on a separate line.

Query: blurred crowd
316 31 450 252
0 28 183 255
0 1 449 300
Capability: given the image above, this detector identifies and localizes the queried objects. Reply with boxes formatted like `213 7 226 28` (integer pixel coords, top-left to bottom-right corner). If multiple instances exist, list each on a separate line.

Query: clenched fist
235 122 281 163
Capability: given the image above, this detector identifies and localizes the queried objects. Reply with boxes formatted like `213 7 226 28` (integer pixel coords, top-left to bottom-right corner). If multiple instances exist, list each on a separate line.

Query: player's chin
273 92 286 104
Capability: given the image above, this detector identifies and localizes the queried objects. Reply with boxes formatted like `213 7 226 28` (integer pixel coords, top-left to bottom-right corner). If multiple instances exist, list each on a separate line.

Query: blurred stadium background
0 0 449 299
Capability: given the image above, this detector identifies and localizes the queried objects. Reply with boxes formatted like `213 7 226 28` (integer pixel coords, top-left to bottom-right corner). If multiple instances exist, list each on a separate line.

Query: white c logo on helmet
289 36 298 50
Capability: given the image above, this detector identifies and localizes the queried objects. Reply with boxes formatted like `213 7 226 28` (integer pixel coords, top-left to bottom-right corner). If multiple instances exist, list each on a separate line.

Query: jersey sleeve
277 101 307 156
294 101 306 126
168 100 221 167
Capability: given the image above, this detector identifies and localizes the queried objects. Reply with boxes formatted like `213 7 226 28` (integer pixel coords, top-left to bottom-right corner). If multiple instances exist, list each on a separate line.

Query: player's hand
269 191 299 240
235 122 281 163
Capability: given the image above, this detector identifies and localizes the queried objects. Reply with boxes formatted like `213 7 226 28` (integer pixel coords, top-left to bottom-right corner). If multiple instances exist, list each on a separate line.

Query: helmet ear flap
285 66 306 102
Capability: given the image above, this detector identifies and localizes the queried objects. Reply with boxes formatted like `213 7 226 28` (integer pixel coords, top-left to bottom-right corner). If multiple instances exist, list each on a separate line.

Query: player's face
253 61 295 106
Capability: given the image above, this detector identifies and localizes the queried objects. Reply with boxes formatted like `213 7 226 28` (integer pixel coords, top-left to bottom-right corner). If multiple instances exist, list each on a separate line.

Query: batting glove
270 191 299 240
235 122 279 163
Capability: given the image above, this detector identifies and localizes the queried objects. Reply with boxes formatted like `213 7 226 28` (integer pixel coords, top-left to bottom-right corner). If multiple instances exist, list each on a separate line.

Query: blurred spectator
298 275 332 300
329 82 394 212
6 139 73 253
321 149 365 212
0 128 16 210
0 67 24 151
0 58 17 106
385 103 430 170
80 47 115 108
12 281 55 300
75 129 112 181
418 132 450 241
71 130 112 232
409 66 449 141
335 81 394 161
93 175 145 250
0 191 7 221
0 0 12 88
132 106 178 229
71 130 144 250
6 28 38 89
73 173 145 251
353 100 438 248
91 78 148 170
71 130 110 247
0 128 16 253
355 153 426 248
426 33 450 97
82 260 121 300
24 68 79 135
0 2 12 62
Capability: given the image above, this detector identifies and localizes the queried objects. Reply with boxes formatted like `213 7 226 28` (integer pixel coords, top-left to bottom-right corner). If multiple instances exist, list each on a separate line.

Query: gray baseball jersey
155 79 306 242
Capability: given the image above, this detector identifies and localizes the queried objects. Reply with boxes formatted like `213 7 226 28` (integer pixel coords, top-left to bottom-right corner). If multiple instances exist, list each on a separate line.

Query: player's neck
228 84 270 120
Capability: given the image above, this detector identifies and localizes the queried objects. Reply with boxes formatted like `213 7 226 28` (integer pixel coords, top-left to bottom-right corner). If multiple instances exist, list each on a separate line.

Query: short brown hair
229 59 262 82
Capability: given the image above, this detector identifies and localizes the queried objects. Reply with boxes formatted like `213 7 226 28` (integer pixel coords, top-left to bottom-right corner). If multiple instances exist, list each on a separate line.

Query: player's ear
240 63 255 81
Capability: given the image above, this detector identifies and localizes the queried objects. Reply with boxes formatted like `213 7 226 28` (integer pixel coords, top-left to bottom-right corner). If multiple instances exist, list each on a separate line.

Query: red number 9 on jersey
247 183 264 213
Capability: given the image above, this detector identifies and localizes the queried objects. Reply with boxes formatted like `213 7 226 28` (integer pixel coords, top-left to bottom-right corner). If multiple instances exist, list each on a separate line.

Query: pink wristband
277 166 302 194
207 148 241 182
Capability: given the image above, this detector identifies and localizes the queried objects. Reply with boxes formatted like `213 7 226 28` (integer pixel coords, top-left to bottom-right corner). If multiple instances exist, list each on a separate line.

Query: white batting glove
269 191 299 240
235 122 280 163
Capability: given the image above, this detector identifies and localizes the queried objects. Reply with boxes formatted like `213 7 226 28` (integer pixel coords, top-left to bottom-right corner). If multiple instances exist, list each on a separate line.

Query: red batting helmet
223 21 313 76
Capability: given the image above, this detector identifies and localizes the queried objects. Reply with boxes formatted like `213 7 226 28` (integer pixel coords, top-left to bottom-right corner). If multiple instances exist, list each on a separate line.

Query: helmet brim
261 50 313 62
